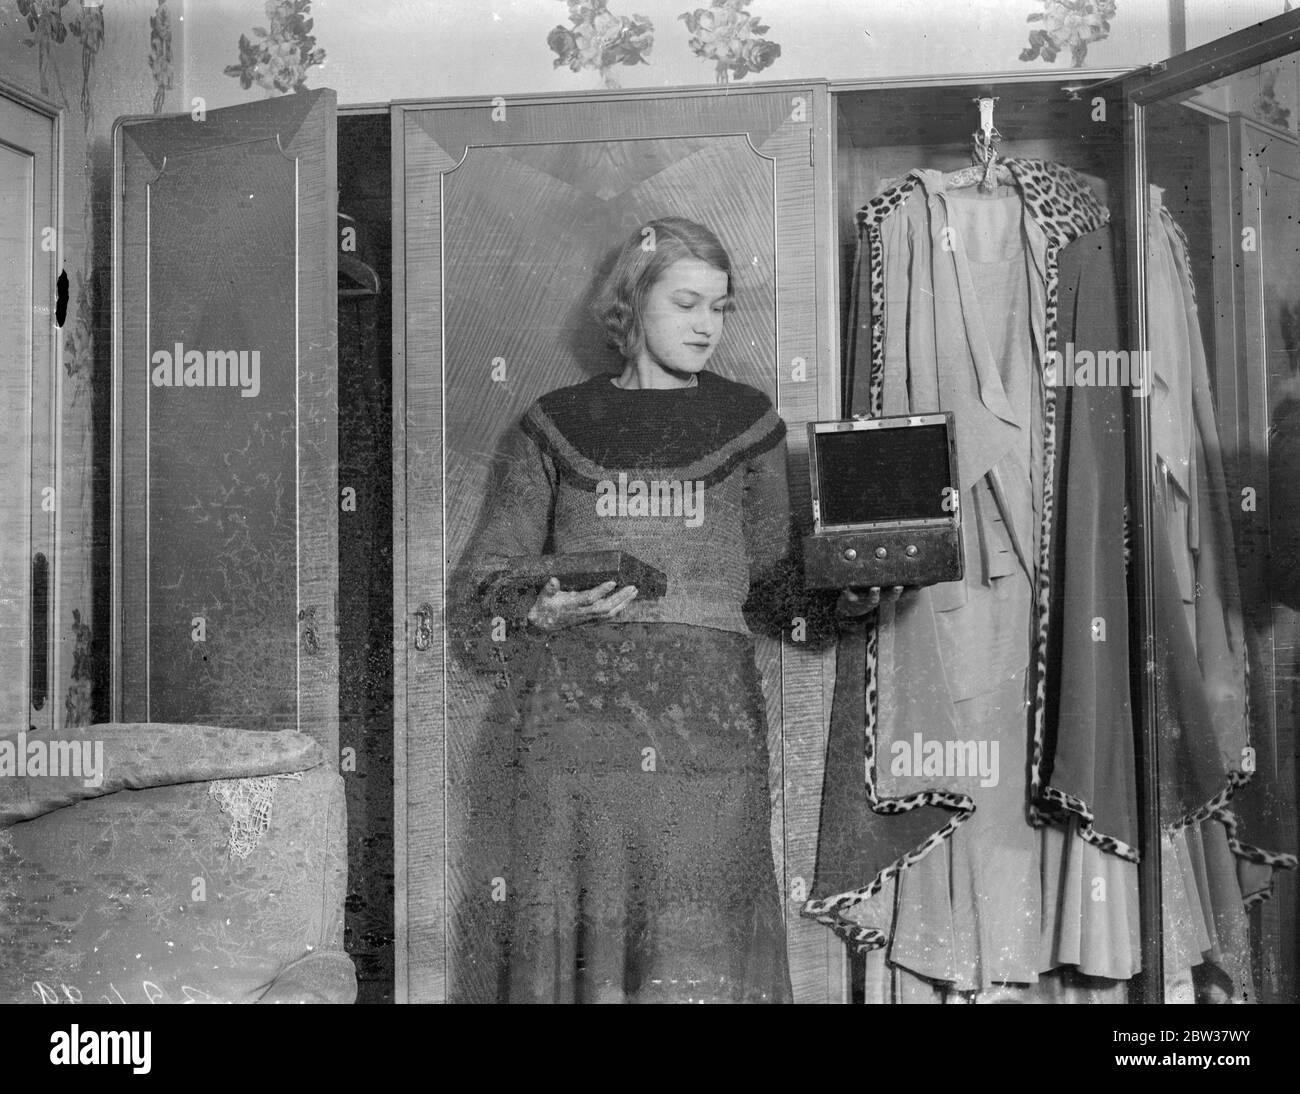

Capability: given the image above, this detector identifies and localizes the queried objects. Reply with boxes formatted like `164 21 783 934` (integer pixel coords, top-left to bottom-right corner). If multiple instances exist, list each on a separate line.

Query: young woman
459 216 874 1003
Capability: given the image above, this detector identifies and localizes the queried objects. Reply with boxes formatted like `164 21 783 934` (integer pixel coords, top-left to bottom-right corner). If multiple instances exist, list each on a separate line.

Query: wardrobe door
1129 13 1300 1004
112 90 339 753
392 84 840 1003
0 80 60 735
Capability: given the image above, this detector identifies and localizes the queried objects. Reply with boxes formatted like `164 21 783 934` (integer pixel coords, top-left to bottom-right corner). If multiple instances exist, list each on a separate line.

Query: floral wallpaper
680 1 780 84
1020 0 1117 68
161 0 1194 108
14 0 102 110
536 0 1122 90
547 0 654 89
224 0 325 94
1252 62 1293 130
546 0 780 88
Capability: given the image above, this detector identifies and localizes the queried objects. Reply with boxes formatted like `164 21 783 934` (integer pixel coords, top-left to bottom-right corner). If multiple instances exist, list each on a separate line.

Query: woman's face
635 257 730 377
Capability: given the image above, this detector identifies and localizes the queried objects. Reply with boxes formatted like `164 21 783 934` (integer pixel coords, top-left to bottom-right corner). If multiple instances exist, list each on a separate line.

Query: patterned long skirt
505 622 791 1004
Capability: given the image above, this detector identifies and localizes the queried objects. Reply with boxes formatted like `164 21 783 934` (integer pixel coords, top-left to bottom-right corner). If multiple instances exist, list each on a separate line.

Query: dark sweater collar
524 368 784 484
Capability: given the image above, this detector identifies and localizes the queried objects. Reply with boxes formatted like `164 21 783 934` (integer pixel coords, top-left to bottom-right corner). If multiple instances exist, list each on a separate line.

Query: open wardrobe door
1125 9 1300 1004
112 90 339 754
0 79 60 737
391 85 840 1003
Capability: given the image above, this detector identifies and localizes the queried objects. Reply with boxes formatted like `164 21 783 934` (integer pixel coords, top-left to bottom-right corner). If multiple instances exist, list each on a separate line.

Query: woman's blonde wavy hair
592 216 734 360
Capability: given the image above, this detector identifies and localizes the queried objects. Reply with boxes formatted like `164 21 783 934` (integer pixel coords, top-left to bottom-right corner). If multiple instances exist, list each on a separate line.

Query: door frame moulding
0 74 64 117
388 76 830 111
826 67 1131 94
1128 9 1300 105
0 76 63 733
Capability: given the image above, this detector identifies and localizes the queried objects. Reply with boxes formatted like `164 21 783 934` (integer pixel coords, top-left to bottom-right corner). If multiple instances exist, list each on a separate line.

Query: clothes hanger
944 97 1014 191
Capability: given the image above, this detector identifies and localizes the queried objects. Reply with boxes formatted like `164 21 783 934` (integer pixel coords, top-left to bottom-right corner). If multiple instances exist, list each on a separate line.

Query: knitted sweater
455 369 833 663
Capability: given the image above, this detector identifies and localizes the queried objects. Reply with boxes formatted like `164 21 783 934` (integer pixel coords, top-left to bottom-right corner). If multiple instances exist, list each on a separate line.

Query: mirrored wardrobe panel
806 75 1148 1005
1131 24 1300 1004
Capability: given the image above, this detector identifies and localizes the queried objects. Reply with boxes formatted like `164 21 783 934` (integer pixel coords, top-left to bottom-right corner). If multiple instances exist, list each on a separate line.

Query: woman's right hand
527 578 639 632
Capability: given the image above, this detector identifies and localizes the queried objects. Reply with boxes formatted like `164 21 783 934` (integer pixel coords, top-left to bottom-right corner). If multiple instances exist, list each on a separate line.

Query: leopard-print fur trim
855 176 920 418
1027 238 1062 809
1034 785 1140 863
1004 162 1113 859
798 619 977 951
1169 766 1249 835
1216 805 1300 870
800 799 975 952
1166 772 1298 873
1243 889 1273 910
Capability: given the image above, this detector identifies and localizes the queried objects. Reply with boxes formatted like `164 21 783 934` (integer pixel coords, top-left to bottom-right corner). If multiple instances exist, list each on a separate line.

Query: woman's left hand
836 585 904 616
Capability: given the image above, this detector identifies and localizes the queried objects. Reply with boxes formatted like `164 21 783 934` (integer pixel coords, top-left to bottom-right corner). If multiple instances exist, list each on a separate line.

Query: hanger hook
976 97 998 143
971 97 1002 190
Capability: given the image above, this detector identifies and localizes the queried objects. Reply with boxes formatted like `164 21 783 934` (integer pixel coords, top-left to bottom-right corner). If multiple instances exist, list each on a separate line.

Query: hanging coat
803 161 1125 960
805 166 1296 973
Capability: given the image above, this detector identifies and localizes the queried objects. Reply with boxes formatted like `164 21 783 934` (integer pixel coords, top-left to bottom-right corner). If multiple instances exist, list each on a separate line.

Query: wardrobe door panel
393 85 839 1003
113 90 338 751
1131 20 1300 1003
0 82 59 735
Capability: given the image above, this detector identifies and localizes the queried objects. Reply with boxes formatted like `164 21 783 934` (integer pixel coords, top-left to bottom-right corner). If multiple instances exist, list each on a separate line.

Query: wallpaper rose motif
548 0 654 89
1020 0 1117 68
15 0 101 110
224 0 326 94
15 0 73 94
680 0 780 84
1252 63 1293 130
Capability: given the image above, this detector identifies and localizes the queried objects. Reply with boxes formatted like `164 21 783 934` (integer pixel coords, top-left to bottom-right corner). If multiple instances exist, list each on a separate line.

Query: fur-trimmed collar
856 158 1109 249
